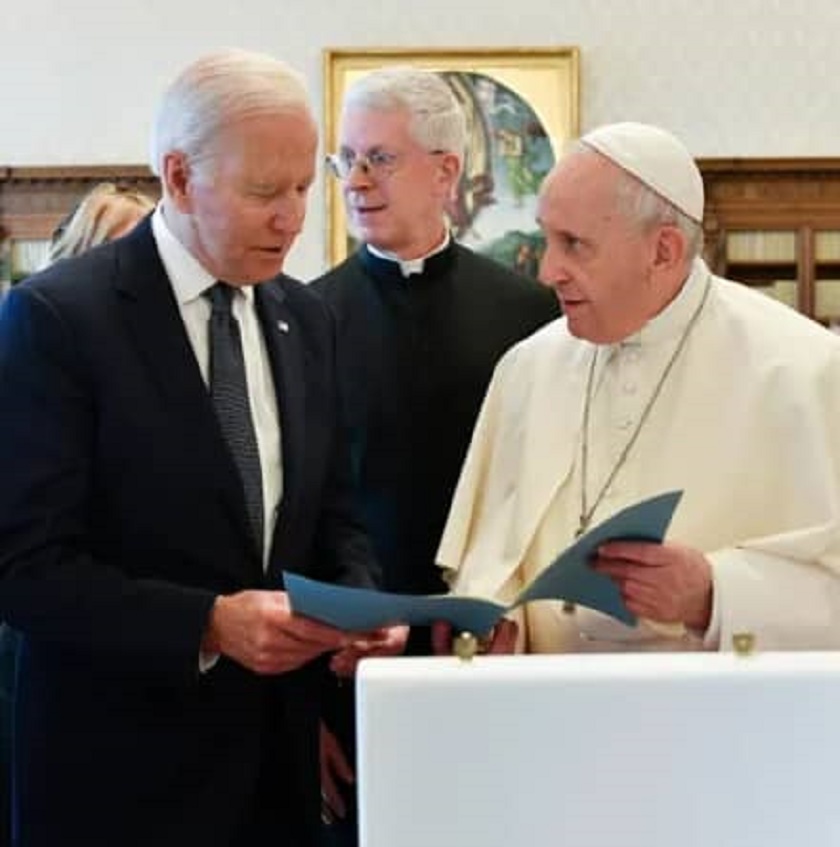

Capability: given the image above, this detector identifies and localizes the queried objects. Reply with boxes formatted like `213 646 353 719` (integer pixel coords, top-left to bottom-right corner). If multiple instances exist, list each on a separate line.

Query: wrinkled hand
431 618 518 656
330 624 409 677
594 540 713 631
202 590 351 675
320 721 353 823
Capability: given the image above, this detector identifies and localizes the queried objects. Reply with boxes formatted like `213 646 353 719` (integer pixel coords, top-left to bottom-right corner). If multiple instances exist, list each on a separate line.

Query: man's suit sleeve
0 285 214 680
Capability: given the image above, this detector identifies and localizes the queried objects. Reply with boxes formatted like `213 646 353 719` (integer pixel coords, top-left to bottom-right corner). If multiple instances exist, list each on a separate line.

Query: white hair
342 66 466 160
149 48 313 177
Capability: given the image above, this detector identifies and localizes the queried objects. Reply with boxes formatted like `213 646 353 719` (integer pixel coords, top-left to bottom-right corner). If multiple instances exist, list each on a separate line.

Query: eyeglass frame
325 147 447 181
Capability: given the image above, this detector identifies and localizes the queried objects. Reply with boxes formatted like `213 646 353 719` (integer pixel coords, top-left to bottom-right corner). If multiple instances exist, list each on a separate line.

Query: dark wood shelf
699 158 840 323
1 165 160 242
724 262 797 280
4 159 840 325
0 165 161 284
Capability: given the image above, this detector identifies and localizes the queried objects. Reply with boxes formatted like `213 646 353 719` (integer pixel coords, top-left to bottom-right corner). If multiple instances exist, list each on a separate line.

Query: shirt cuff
699 550 724 650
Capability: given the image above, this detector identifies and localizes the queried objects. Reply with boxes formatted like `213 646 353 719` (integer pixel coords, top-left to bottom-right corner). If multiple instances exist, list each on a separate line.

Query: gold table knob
453 631 479 661
732 631 756 656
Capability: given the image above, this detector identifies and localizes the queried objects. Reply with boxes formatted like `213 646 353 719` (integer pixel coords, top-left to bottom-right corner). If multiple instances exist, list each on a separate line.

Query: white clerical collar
613 257 709 352
151 205 254 306
367 231 451 279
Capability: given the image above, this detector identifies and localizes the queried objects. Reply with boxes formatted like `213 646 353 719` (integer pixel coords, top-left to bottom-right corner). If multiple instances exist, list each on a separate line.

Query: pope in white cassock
436 121 840 653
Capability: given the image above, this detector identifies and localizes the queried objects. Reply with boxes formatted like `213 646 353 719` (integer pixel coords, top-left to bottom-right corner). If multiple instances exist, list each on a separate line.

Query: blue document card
284 490 682 636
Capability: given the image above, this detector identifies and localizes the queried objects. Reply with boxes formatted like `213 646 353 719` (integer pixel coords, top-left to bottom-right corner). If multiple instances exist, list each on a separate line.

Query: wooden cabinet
0 165 160 290
699 158 840 329
4 159 840 328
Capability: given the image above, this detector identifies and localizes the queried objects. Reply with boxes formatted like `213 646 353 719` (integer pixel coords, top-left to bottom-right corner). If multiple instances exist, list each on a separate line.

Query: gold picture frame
323 47 580 270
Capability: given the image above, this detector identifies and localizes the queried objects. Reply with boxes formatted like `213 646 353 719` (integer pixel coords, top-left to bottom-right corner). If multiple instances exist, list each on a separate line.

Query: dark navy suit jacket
0 219 376 847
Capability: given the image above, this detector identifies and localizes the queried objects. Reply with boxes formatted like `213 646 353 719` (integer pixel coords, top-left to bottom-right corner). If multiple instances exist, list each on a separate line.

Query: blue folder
284 490 682 636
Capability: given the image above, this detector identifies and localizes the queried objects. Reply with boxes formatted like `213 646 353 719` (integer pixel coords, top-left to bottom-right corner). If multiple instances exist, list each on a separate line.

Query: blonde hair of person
49 182 154 263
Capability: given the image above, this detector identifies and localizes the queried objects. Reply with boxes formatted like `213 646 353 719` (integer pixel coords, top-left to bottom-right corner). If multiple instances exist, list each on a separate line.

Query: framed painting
323 47 580 274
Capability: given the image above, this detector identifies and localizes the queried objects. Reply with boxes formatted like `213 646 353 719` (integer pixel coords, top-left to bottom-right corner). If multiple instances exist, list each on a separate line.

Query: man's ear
162 151 193 213
437 152 462 201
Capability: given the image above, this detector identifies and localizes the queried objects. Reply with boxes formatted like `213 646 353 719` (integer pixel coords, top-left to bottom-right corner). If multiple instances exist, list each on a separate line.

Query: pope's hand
593 540 713 631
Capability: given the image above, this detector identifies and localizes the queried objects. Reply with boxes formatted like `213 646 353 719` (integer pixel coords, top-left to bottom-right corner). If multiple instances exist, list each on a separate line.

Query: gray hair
149 49 312 177
342 66 467 160
571 141 704 259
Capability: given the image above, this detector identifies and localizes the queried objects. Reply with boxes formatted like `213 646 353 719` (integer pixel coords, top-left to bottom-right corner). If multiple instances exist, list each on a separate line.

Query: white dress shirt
151 207 282 569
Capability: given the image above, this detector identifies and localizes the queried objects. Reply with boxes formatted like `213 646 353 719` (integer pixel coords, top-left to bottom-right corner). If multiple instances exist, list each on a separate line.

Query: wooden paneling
699 159 840 326
0 165 160 241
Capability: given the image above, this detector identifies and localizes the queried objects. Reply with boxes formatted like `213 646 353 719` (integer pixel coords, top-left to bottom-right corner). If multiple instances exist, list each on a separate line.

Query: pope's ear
653 223 688 272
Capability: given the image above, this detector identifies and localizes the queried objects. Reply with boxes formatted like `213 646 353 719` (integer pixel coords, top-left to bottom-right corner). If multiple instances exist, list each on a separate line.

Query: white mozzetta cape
438 260 840 652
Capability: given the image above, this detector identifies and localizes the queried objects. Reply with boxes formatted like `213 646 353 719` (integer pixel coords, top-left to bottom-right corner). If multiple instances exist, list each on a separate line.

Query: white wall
3 0 839 278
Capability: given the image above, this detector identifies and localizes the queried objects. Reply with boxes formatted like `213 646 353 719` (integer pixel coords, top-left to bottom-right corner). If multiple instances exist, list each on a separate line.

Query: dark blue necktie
206 283 264 553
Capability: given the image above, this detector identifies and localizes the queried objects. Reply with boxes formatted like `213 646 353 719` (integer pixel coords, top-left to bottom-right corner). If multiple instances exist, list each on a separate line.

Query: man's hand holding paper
330 624 410 676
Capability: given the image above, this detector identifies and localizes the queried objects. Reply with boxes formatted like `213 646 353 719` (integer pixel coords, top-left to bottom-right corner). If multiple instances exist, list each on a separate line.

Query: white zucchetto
581 122 704 223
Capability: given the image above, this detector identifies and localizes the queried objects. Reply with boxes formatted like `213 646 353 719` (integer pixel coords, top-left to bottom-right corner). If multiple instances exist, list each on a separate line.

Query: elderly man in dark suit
0 49 397 847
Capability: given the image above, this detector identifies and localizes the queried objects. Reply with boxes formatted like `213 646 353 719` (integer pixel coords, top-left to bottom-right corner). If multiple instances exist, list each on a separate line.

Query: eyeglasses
325 149 401 181
325 148 446 181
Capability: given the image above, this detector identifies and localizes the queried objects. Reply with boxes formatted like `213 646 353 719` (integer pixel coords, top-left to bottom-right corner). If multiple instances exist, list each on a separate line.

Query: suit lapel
256 280 305 563
113 222 262 572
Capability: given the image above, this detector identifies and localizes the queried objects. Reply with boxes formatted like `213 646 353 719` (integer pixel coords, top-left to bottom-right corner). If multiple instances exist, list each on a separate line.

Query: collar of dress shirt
150 205 254 306
366 230 451 279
